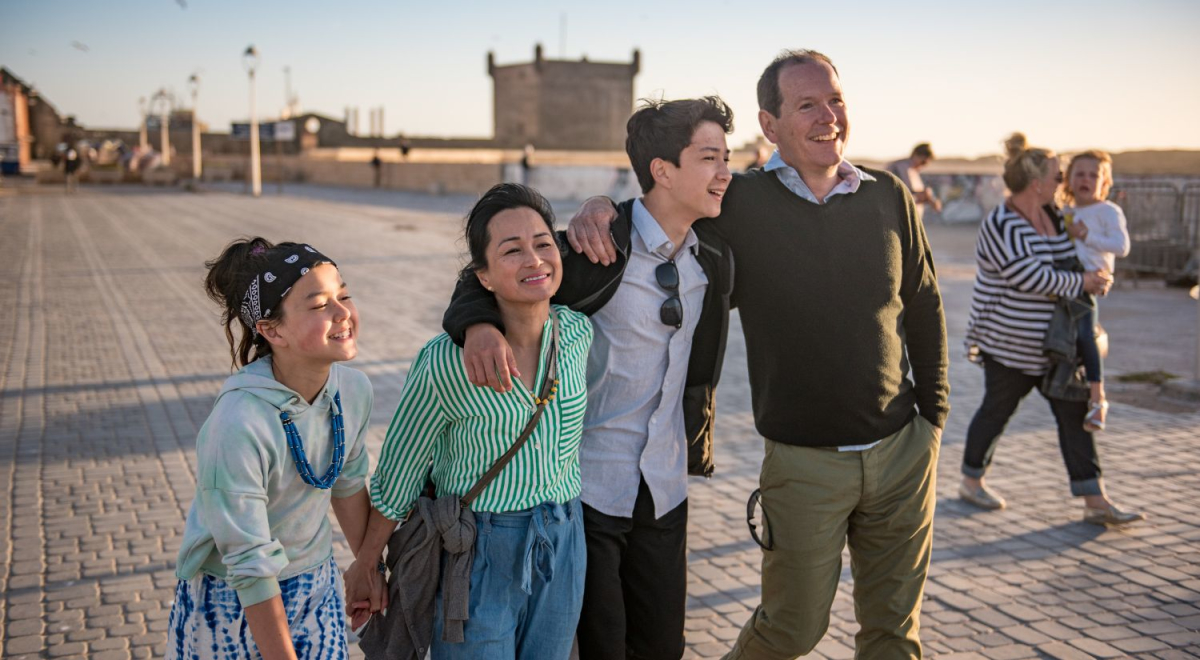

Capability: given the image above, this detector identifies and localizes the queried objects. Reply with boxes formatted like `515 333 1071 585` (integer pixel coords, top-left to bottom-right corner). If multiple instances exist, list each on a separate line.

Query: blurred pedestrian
370 150 382 188
521 143 535 185
63 142 81 193
745 141 772 171
960 133 1143 526
887 143 942 218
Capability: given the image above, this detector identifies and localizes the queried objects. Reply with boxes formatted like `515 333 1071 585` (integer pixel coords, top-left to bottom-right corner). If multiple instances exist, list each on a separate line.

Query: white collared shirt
579 199 708 518
763 150 876 204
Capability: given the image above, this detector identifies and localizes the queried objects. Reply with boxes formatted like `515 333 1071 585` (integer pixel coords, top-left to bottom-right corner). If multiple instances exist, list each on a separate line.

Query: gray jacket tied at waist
359 495 476 659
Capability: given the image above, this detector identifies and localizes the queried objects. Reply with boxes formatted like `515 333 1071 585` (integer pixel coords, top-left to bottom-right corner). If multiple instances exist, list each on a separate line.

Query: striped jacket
965 203 1083 375
371 306 593 520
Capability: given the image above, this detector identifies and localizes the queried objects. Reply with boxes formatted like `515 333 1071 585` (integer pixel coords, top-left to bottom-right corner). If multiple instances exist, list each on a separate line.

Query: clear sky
3 0 1198 159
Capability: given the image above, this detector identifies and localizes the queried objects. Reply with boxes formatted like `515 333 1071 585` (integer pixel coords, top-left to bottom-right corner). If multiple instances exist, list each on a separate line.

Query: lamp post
138 96 148 151
189 74 202 180
243 45 261 197
153 88 171 166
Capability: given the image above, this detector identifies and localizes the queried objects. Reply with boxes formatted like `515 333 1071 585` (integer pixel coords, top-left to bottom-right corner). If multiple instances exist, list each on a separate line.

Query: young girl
169 237 374 659
1062 151 1131 431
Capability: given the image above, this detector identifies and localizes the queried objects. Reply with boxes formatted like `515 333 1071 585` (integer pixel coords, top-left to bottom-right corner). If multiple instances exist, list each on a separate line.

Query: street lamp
189 74 202 179
243 45 261 197
138 96 148 151
152 88 171 166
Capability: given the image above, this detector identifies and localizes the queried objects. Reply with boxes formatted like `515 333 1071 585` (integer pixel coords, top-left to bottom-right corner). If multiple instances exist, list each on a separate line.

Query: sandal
1084 399 1108 433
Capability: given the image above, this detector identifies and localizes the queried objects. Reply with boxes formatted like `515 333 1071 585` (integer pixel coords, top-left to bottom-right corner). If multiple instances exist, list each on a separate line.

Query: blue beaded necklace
279 391 345 489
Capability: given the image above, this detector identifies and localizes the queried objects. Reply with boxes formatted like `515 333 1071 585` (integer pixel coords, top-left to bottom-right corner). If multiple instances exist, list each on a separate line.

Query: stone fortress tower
488 44 639 150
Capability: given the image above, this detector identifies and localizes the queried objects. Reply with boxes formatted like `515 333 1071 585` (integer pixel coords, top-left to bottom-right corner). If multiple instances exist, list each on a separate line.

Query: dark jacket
442 198 734 476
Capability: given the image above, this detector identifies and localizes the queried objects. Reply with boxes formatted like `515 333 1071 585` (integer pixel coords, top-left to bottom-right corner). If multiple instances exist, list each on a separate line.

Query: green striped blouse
371 305 592 521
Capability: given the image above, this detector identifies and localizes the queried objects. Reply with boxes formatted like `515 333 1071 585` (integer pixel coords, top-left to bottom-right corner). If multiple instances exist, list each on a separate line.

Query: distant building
488 44 639 150
1 67 75 172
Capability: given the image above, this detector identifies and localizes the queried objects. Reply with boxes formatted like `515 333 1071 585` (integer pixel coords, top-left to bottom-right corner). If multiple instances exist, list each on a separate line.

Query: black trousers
962 354 1104 496
576 479 689 660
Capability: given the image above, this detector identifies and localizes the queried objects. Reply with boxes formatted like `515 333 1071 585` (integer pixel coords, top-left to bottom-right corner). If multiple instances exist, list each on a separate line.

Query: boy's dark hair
461 182 556 280
912 143 935 160
757 49 838 118
626 96 734 194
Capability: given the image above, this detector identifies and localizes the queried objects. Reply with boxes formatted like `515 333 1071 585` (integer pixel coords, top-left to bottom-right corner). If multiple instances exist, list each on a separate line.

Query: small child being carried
1062 150 1131 432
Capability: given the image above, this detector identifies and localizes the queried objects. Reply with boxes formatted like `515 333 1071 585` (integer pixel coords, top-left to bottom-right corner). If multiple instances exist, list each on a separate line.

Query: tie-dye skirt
167 556 349 659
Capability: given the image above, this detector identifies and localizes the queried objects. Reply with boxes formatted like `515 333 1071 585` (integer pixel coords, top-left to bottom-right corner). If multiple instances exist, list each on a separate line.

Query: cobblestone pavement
2 185 1198 659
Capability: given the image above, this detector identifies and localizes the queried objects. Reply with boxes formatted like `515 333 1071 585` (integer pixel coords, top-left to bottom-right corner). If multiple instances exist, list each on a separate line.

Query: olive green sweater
705 167 949 446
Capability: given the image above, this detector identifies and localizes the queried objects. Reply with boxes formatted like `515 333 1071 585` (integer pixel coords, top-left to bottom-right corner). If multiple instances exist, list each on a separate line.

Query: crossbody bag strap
460 310 560 508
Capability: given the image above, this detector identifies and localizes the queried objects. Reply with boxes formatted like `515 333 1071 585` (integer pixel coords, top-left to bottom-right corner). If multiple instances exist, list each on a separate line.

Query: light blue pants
433 499 586 660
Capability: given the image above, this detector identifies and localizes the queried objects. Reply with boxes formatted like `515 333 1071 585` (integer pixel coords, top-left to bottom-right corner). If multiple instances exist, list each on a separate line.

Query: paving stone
47 642 87 657
6 618 45 636
2 188 1197 659
1067 638 1125 658
5 635 45 654
90 637 131 651
1035 642 1095 660
66 627 106 642
979 645 1037 660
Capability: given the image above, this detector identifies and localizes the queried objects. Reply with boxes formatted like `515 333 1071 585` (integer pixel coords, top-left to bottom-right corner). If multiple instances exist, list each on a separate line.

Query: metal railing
1111 180 1200 281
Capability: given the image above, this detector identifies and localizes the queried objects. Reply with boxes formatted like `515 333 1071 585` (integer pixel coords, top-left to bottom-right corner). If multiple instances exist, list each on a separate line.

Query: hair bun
1004 132 1028 160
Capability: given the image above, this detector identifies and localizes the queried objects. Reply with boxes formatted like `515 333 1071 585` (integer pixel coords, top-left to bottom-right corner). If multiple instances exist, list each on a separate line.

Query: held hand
348 600 372 631
344 559 387 618
345 567 388 630
565 196 619 265
1068 221 1088 240
1083 270 1112 296
464 324 518 393
931 198 943 213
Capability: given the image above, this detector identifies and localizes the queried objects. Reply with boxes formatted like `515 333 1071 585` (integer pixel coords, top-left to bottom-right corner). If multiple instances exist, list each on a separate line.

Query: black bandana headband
240 244 337 336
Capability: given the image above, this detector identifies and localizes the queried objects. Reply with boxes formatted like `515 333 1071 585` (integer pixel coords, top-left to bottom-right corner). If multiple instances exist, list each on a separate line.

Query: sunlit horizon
3 0 1198 161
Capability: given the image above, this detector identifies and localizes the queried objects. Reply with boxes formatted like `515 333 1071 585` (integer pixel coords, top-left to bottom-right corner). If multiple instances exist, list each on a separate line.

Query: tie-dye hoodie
175 356 372 607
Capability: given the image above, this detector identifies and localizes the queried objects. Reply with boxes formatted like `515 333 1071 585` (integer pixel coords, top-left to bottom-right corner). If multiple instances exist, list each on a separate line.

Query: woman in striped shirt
960 133 1143 526
349 183 593 658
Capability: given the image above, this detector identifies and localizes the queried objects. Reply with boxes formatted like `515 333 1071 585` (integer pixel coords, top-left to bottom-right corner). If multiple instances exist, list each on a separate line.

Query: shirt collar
631 198 698 259
763 149 876 204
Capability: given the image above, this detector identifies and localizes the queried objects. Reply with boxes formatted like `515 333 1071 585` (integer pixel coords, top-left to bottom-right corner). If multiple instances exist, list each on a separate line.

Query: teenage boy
442 97 736 660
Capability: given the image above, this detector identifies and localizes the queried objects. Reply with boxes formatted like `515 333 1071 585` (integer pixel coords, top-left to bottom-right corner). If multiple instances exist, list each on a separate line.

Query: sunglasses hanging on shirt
655 261 683 329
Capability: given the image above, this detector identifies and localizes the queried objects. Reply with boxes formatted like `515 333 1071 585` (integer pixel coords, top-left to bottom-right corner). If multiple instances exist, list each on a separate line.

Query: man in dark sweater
567 50 949 659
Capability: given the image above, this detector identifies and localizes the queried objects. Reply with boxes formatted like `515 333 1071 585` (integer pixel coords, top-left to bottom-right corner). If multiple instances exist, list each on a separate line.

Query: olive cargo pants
725 415 940 660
